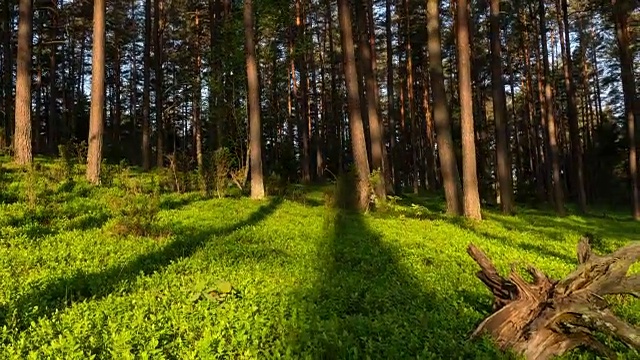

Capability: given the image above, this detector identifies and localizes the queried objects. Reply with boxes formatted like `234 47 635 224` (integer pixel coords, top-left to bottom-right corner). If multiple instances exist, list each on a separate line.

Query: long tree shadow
290 207 508 358
0 197 283 333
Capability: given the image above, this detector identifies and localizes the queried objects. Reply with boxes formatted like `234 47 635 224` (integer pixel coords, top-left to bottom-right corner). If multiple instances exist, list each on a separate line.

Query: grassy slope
0 162 638 359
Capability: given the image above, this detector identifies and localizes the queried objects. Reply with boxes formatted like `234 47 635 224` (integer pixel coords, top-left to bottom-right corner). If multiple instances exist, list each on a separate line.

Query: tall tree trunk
48 0 58 154
296 0 311 183
422 69 438 190
539 0 565 215
405 0 419 193
129 0 137 151
2 0 12 147
154 0 164 168
427 0 462 215
86 0 106 184
338 0 371 210
612 0 639 220
558 0 586 212
142 0 151 170
385 0 397 192
210 0 223 150
457 0 481 220
194 10 203 171
356 0 385 199
14 0 33 165
590 28 603 127
489 0 514 214
114 34 122 144
520 10 542 199
244 0 264 199
326 0 341 174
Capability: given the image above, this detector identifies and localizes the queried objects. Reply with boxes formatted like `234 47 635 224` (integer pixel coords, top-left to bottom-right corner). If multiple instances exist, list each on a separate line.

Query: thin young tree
338 0 371 211
426 0 462 215
457 0 481 220
86 0 106 184
154 0 164 168
489 0 514 214
244 0 265 200
142 0 151 170
14 0 33 165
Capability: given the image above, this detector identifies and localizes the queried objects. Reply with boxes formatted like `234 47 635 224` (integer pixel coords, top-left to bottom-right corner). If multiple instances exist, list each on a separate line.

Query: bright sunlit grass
0 158 637 359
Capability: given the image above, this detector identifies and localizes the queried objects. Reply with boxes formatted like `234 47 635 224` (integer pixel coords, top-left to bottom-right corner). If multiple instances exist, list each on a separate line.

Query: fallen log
467 235 640 360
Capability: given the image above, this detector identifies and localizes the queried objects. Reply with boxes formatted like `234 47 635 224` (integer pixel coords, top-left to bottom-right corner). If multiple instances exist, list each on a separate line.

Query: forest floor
0 157 638 359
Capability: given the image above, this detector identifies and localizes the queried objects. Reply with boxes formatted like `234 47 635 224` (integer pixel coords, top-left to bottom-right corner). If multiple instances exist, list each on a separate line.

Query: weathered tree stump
468 235 640 359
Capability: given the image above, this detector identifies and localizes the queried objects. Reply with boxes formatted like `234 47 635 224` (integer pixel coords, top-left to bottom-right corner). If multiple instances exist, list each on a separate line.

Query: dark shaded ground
288 205 508 358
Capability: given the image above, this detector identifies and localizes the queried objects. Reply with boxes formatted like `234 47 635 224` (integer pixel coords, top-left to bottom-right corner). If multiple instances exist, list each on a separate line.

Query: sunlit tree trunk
338 0 371 210
356 0 385 199
14 0 33 165
405 0 419 193
194 10 203 171
539 0 565 215
86 0 106 184
426 0 462 215
457 0 481 220
244 0 264 200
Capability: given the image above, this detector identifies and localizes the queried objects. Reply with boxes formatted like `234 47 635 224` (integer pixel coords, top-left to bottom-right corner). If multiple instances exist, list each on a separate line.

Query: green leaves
190 280 238 304
0 162 638 359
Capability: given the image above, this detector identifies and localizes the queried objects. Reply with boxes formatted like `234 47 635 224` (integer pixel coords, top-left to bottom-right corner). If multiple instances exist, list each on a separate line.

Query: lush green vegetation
0 158 638 359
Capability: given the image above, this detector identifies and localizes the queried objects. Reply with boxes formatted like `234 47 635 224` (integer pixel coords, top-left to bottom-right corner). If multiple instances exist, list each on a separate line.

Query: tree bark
154 0 164 168
244 0 264 200
489 0 514 214
14 0 33 166
86 0 106 184
2 0 13 147
194 10 203 171
558 0 586 213
538 0 565 215
426 0 462 215
612 0 640 220
385 0 397 193
47 0 58 154
141 0 151 170
405 0 419 193
456 0 481 220
356 0 385 199
338 0 371 211
296 0 311 183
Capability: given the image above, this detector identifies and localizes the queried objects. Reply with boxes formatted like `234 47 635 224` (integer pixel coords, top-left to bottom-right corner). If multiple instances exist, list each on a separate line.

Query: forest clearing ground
0 160 638 358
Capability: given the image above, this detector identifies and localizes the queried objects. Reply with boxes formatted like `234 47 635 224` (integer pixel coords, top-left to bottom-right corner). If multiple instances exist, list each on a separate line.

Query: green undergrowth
0 158 638 359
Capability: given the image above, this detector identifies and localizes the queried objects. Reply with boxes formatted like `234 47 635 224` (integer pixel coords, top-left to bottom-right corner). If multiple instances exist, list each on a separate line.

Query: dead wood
467 234 640 360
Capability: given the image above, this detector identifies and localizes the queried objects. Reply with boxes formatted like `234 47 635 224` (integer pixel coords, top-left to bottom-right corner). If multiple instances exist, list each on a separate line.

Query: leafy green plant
0 158 638 359
104 192 165 238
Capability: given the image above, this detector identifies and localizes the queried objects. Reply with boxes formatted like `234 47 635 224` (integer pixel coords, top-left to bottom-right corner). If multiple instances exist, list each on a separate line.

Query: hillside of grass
0 158 638 359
